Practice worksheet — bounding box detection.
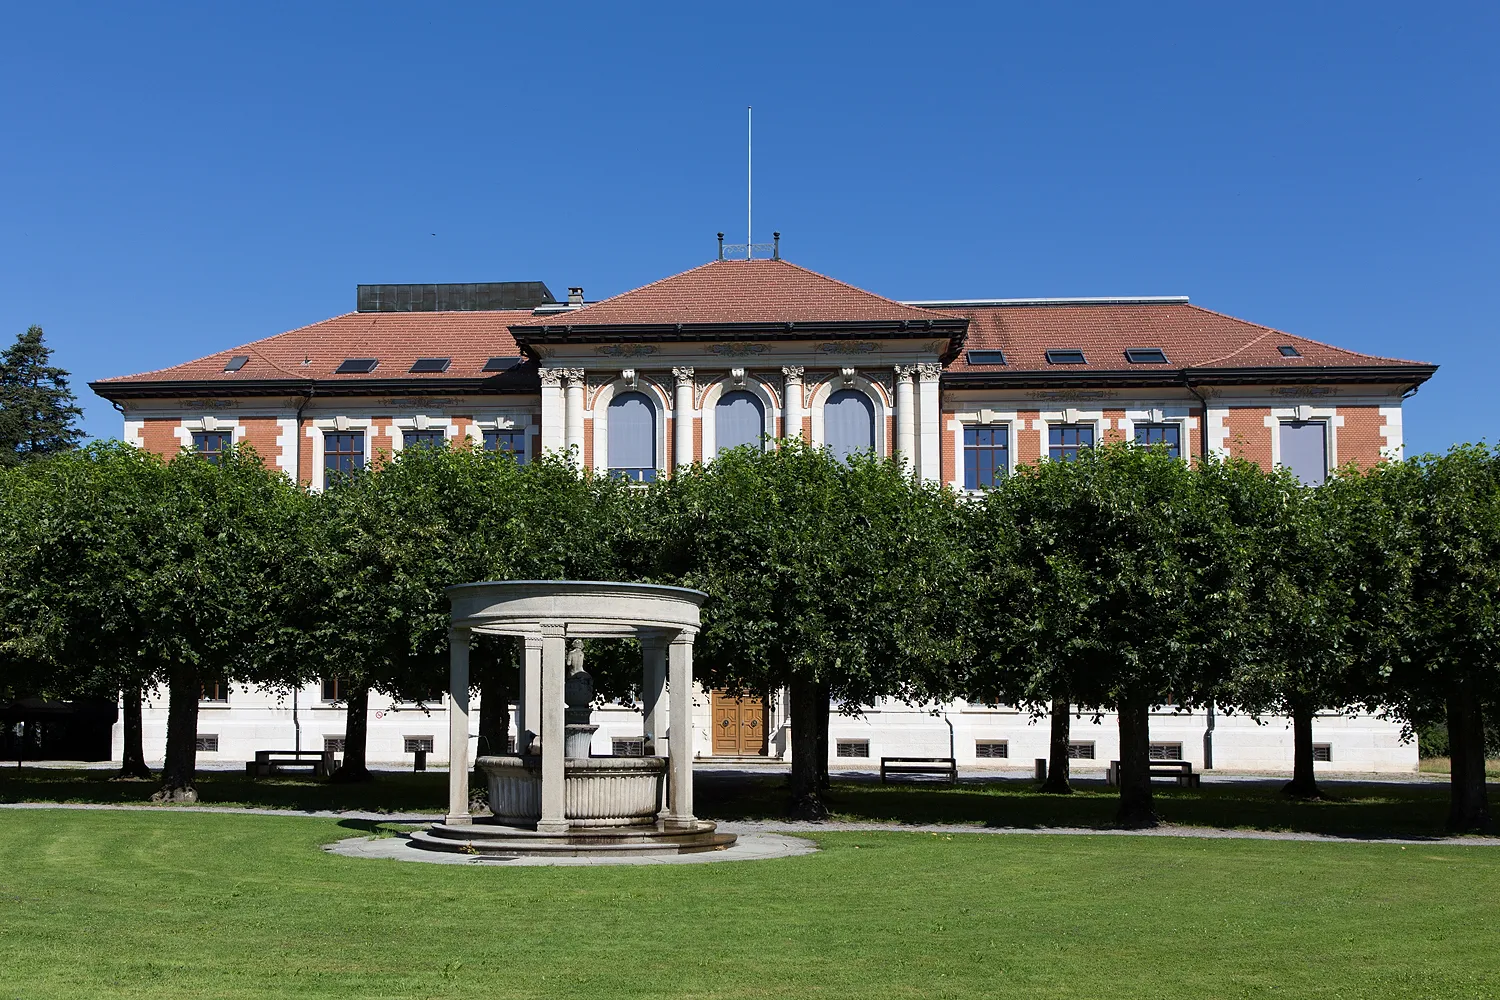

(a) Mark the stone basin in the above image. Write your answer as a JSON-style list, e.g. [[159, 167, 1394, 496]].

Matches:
[[476, 754, 668, 828]]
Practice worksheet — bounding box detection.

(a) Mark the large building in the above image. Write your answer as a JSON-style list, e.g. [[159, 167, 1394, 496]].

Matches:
[[91, 254, 1436, 773]]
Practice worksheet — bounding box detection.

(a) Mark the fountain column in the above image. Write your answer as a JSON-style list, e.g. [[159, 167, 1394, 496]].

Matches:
[[445, 627, 472, 825], [664, 632, 697, 830], [537, 623, 568, 834], [519, 633, 542, 754], [641, 634, 668, 756]]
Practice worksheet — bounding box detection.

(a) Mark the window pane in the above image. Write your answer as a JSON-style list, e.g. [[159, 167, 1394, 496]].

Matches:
[[715, 390, 765, 454], [825, 390, 875, 462], [403, 429, 446, 450], [1133, 423, 1181, 459], [608, 391, 656, 478], [324, 432, 365, 475], [192, 431, 232, 465], [483, 428, 528, 463], [964, 424, 1008, 489], [1048, 423, 1093, 462], [1281, 421, 1327, 486]]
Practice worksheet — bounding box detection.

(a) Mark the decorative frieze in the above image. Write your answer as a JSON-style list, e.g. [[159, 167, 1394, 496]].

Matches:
[[176, 399, 236, 410], [595, 344, 658, 357], [704, 343, 771, 356], [818, 342, 880, 355]]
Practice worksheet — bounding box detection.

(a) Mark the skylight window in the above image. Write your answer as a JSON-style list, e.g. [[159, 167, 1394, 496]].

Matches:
[[483, 356, 523, 372], [1045, 350, 1087, 365], [1278, 345, 1302, 358], [335, 358, 379, 374], [965, 350, 1007, 366], [223, 355, 249, 372], [409, 357, 451, 373], [1124, 348, 1168, 364]]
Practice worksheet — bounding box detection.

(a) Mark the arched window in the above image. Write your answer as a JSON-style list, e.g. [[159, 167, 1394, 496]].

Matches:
[[715, 390, 766, 456], [824, 389, 875, 462], [608, 391, 656, 481]]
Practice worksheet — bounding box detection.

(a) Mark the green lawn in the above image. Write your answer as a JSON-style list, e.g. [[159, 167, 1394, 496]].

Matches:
[[1, 809, 1497, 999], [3, 767, 1491, 840]]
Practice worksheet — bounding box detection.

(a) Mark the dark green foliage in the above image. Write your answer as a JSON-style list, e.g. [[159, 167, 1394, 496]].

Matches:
[[0, 325, 84, 466]]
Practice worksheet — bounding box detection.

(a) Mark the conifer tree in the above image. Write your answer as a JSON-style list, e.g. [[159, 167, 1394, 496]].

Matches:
[[0, 325, 84, 465]]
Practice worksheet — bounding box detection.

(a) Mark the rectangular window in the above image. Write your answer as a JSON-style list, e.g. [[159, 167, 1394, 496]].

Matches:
[[324, 736, 345, 754], [320, 676, 344, 703], [975, 740, 1009, 759], [1280, 421, 1327, 486], [612, 738, 646, 757], [192, 430, 233, 465], [1066, 741, 1095, 760], [1312, 743, 1332, 762], [483, 428, 528, 463], [402, 429, 447, 450], [836, 739, 871, 758], [195, 735, 219, 752], [403, 736, 434, 754], [963, 425, 1009, 489], [1046, 350, 1087, 365], [1049, 424, 1094, 462], [1149, 742, 1183, 761], [324, 431, 365, 476], [200, 679, 229, 703], [1133, 423, 1181, 459]]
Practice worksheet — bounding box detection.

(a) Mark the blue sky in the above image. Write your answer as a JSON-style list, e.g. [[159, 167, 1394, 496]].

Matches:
[[2, 3, 1494, 454]]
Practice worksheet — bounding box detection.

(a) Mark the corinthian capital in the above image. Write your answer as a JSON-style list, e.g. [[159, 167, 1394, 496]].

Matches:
[[780, 365, 805, 381], [916, 362, 943, 381], [540, 368, 565, 386], [893, 364, 917, 380], [672, 366, 695, 386], [559, 367, 586, 384]]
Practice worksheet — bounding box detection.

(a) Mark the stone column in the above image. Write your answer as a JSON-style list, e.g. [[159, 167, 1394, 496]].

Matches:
[[917, 363, 942, 482], [540, 369, 565, 456], [446, 627, 472, 826], [520, 633, 542, 754], [664, 632, 697, 830], [538, 623, 568, 833], [641, 634, 668, 757], [562, 369, 586, 466], [894, 365, 917, 473], [673, 367, 695, 469], [781, 366, 804, 441]]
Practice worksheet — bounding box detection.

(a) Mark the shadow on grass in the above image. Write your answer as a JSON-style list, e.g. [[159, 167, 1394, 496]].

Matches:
[[5, 766, 1489, 840], [696, 771, 1489, 840]]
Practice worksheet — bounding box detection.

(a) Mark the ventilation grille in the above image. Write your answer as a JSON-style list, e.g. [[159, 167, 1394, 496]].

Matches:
[[975, 740, 1009, 759], [1149, 743, 1183, 761], [404, 736, 434, 754], [323, 737, 345, 754], [1066, 741, 1095, 760], [1312, 743, 1332, 762], [836, 739, 871, 758], [195, 735, 219, 753], [612, 738, 646, 757]]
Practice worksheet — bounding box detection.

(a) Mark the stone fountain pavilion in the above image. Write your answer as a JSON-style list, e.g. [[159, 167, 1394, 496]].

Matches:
[[410, 580, 735, 858]]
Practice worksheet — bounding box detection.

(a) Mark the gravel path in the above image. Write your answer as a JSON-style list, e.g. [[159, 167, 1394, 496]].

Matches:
[[4, 801, 1498, 846]]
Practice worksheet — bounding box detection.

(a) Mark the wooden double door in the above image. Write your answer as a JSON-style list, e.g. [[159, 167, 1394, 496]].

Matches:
[[711, 689, 768, 756]]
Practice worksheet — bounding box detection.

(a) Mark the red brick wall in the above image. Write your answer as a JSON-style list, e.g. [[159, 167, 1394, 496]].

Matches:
[[298, 423, 313, 485], [693, 415, 703, 465], [582, 419, 594, 469], [941, 414, 956, 483], [1225, 408, 1272, 468], [1103, 409, 1127, 444], [1339, 406, 1385, 470], [237, 417, 281, 467], [1014, 412, 1041, 466], [140, 419, 180, 458]]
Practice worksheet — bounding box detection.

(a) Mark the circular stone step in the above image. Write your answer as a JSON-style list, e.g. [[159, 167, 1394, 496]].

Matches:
[[409, 820, 736, 857]]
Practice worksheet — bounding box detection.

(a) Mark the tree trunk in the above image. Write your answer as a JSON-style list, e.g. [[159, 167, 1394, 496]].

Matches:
[[1283, 702, 1322, 799], [477, 669, 510, 759], [789, 675, 831, 819], [1115, 697, 1157, 828], [153, 665, 200, 802], [1446, 681, 1491, 833], [1041, 698, 1072, 793], [331, 683, 372, 783], [117, 684, 152, 780]]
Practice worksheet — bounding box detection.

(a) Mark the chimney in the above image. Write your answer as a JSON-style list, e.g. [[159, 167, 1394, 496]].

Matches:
[[717, 233, 725, 260], [773, 232, 781, 261], [568, 287, 584, 306]]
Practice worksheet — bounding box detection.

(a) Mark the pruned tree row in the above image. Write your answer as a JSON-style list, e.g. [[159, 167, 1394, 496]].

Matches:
[[1, 435, 1498, 832]]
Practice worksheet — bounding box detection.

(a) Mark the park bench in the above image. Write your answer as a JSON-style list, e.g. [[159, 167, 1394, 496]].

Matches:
[[1106, 759, 1201, 788], [245, 749, 336, 778], [880, 756, 958, 784]]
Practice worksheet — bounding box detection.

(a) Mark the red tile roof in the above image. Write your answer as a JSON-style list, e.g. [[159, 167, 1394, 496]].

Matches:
[[943, 301, 1429, 375], [94, 310, 531, 386], [512, 258, 953, 330]]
